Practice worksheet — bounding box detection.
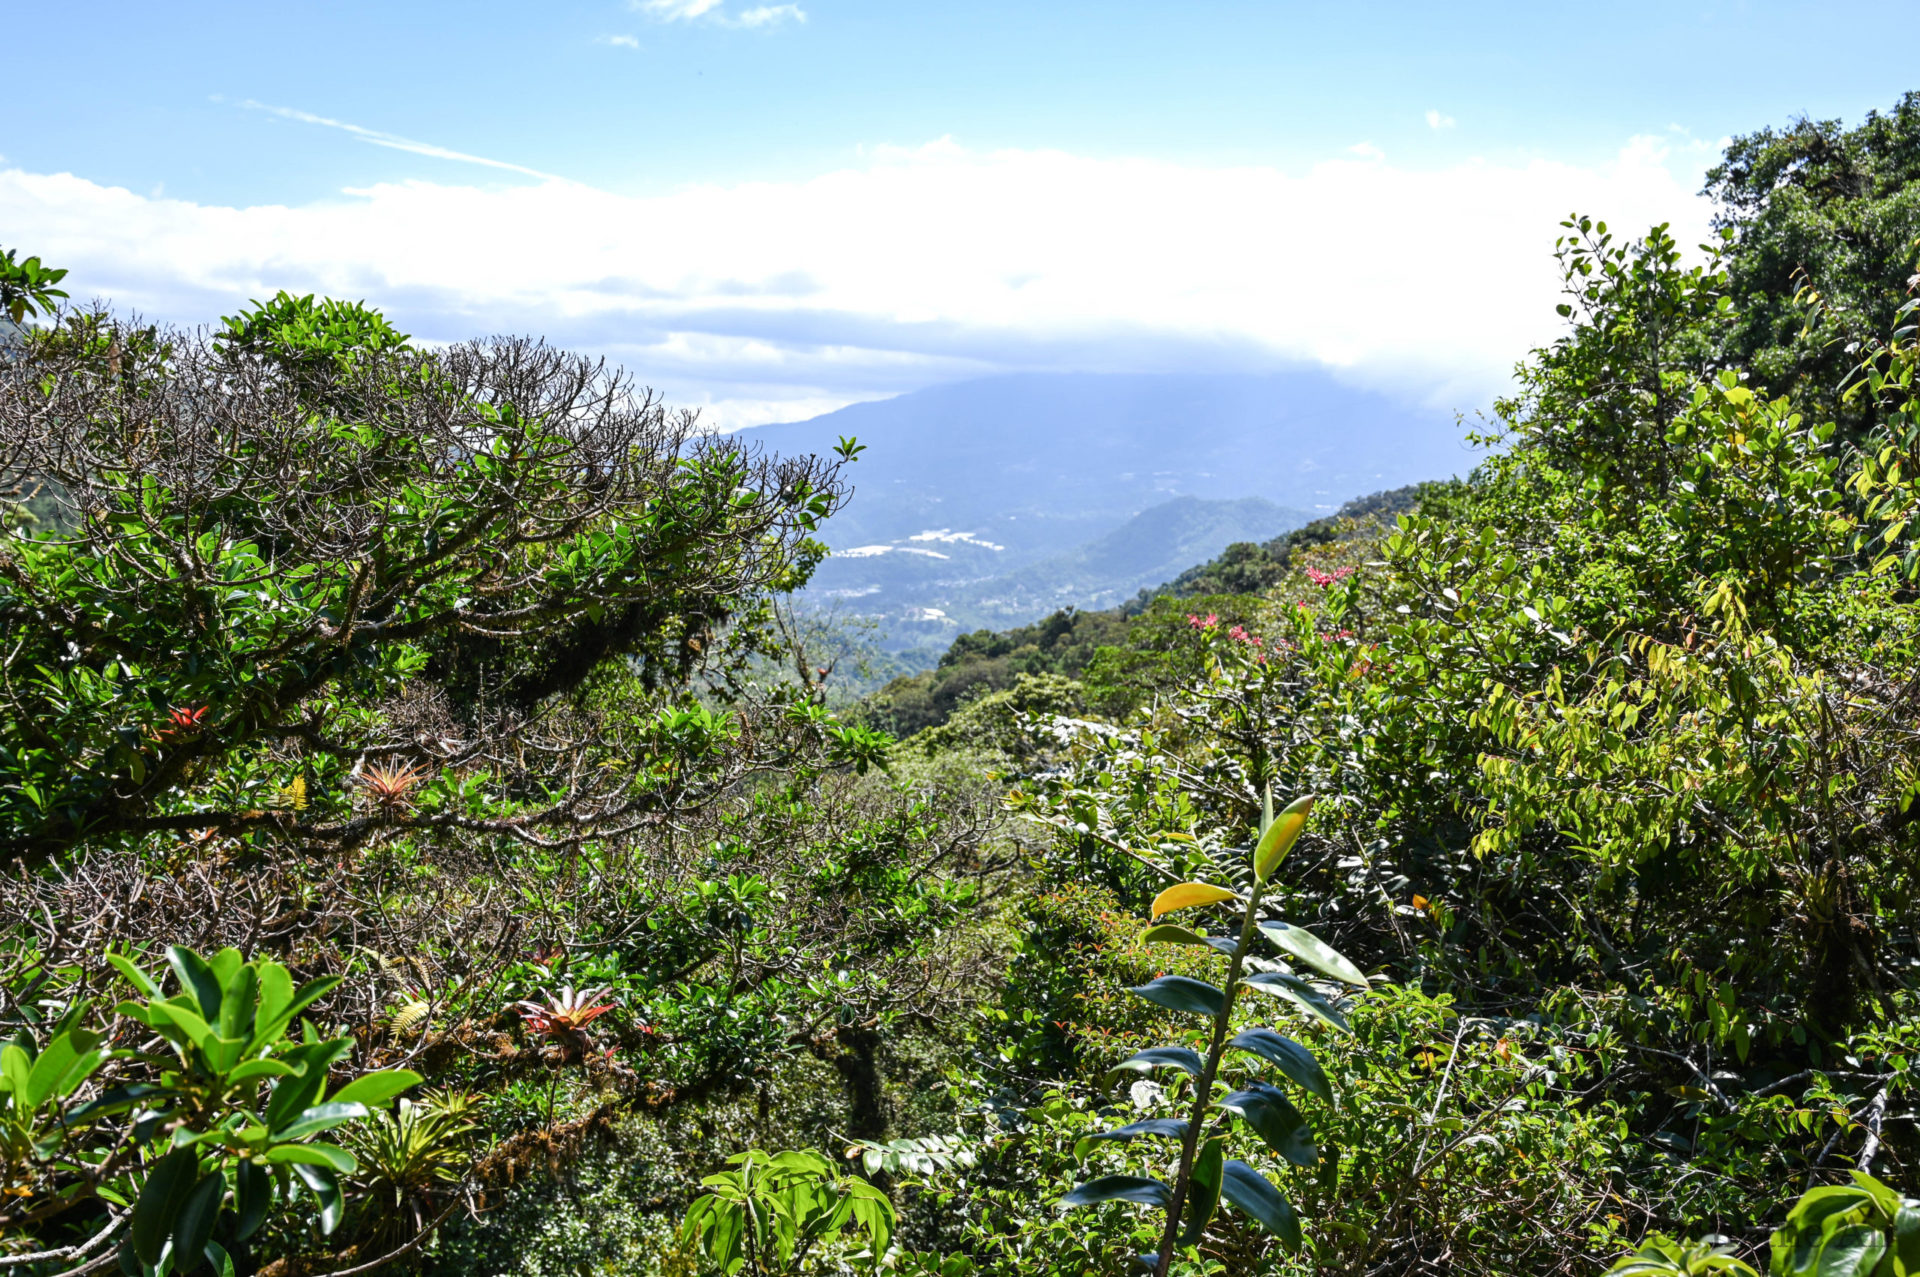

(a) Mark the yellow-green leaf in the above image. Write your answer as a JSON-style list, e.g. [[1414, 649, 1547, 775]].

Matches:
[[1254, 796, 1315, 881], [1149, 882, 1237, 920]]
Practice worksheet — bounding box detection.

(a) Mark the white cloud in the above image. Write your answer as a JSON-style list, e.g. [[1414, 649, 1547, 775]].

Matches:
[[237, 101, 564, 181], [636, 0, 724, 19], [736, 4, 805, 26], [0, 134, 1714, 427], [600, 33, 641, 48], [1426, 109, 1457, 130], [1347, 141, 1385, 160], [634, 0, 803, 28]]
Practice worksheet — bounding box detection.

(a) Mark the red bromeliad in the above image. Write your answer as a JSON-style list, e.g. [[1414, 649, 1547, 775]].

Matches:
[[511, 985, 617, 1062]]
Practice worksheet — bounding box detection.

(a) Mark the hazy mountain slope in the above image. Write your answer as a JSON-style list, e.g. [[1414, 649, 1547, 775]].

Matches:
[[941, 495, 1309, 624], [738, 369, 1470, 629]]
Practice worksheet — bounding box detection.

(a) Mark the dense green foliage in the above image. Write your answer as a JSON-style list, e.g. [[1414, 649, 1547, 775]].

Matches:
[[8, 91, 1920, 1277], [1707, 91, 1920, 436]]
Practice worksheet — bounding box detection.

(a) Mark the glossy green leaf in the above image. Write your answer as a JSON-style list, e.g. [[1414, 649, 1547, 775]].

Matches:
[[232, 1160, 271, 1241], [227, 1059, 298, 1084], [1075, 1119, 1190, 1159], [0, 1043, 29, 1102], [218, 963, 257, 1041], [272, 1101, 369, 1142], [1182, 1136, 1225, 1244], [264, 1039, 352, 1132], [106, 953, 162, 999], [1107, 1046, 1204, 1082], [1062, 1175, 1173, 1209], [167, 946, 223, 1021], [1227, 1029, 1334, 1105], [327, 1068, 421, 1108], [1253, 795, 1314, 880], [1220, 1083, 1317, 1166], [1127, 976, 1225, 1018], [1258, 921, 1369, 988], [66, 1082, 164, 1124], [1139, 924, 1238, 955], [265, 1142, 357, 1173], [25, 1029, 103, 1108], [206, 948, 245, 995], [171, 1169, 225, 1271], [1221, 1159, 1302, 1250], [147, 999, 217, 1051], [252, 962, 293, 1049], [290, 1162, 345, 1234], [251, 975, 341, 1052], [132, 1146, 200, 1265], [1239, 972, 1351, 1033], [204, 1240, 238, 1277], [1892, 1205, 1920, 1274]]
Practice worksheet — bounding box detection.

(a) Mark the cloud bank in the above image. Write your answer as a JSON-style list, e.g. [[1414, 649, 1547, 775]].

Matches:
[[0, 135, 1714, 427]]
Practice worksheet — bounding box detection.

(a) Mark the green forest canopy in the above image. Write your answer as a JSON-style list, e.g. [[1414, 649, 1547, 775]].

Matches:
[[3, 94, 1920, 1277]]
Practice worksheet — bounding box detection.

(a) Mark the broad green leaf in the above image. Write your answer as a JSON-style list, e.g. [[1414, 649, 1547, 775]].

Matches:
[[1253, 795, 1314, 880], [252, 962, 293, 1050], [1106, 1046, 1204, 1082], [26, 1030, 103, 1108], [1891, 1205, 1920, 1274], [1062, 1175, 1173, 1209], [273, 1101, 370, 1142], [233, 1160, 271, 1241], [1140, 924, 1237, 955], [204, 1034, 248, 1076], [1258, 921, 1369, 988], [132, 1146, 200, 1265], [204, 1240, 238, 1277], [1182, 1136, 1225, 1244], [66, 1082, 165, 1124], [227, 1059, 298, 1084], [206, 948, 245, 994], [1239, 972, 1351, 1033], [106, 953, 162, 998], [290, 1162, 345, 1234], [171, 1170, 226, 1270], [1227, 1029, 1334, 1105], [167, 946, 223, 1021], [1221, 1160, 1301, 1250], [327, 1068, 421, 1108], [252, 975, 341, 1051], [1219, 1083, 1317, 1166], [1127, 976, 1225, 1019], [146, 1000, 216, 1051], [265, 1142, 357, 1173], [0, 1043, 29, 1101], [264, 1039, 353, 1132], [1075, 1119, 1190, 1159], [1149, 882, 1237, 921], [218, 963, 257, 1041], [1801, 1223, 1885, 1277]]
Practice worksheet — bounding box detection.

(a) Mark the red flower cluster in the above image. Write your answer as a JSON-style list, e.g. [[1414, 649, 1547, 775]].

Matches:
[[1186, 613, 1220, 629], [1304, 566, 1357, 588], [155, 705, 210, 743]]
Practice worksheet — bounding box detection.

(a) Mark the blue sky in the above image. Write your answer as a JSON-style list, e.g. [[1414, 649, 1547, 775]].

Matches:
[[5, 1, 1917, 424]]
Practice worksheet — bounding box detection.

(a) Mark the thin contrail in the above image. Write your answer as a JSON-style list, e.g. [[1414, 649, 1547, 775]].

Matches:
[[237, 100, 567, 182]]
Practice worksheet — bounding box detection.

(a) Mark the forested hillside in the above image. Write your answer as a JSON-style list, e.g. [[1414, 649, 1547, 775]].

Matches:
[[4, 94, 1920, 1277]]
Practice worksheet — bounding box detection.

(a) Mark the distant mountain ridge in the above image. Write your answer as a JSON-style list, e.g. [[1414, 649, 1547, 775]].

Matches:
[[935, 495, 1309, 625], [738, 369, 1471, 632]]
